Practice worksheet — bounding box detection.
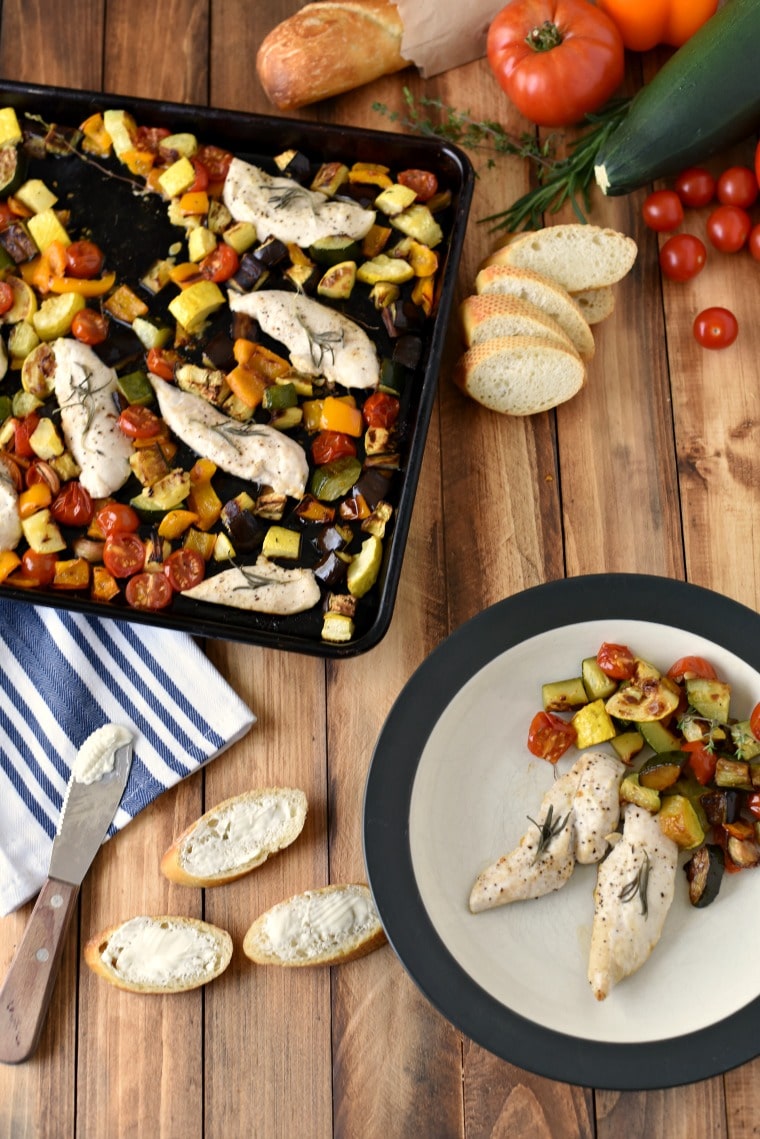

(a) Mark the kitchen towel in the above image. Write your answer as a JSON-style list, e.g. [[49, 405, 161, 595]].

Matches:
[[0, 602, 256, 916]]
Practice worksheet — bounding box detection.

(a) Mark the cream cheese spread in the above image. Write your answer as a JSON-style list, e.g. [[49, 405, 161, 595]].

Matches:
[[102, 917, 223, 986], [180, 792, 299, 877], [262, 885, 378, 963], [73, 723, 133, 785]]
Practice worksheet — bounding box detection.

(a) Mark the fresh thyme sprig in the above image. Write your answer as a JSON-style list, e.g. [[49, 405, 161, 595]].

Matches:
[[527, 804, 571, 865], [620, 851, 651, 918], [25, 113, 145, 191]]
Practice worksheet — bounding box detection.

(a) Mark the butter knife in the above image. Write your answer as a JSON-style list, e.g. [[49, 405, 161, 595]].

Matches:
[[0, 729, 133, 1064]]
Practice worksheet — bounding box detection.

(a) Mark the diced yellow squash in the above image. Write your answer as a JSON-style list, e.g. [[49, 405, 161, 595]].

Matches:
[[187, 226, 217, 263], [14, 179, 58, 214], [374, 184, 417, 216], [212, 532, 236, 561], [356, 254, 414, 286], [262, 526, 301, 560], [29, 417, 64, 460], [27, 208, 71, 252], [160, 132, 198, 158], [391, 204, 443, 248], [0, 108, 23, 147], [605, 659, 681, 723], [21, 508, 66, 554], [168, 279, 225, 333], [32, 292, 86, 340], [158, 156, 196, 198], [131, 316, 171, 350], [347, 535, 382, 598], [131, 469, 192, 513], [322, 611, 355, 643], [571, 698, 617, 749], [102, 109, 137, 157], [2, 279, 38, 325]]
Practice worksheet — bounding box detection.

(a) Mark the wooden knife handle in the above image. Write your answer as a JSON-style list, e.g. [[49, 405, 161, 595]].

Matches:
[[0, 877, 79, 1064]]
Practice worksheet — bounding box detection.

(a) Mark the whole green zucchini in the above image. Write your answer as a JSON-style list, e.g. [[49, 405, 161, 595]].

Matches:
[[595, 0, 760, 196]]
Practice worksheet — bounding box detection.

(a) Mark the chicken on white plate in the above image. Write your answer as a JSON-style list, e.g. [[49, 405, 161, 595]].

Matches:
[[229, 291, 380, 391], [222, 157, 376, 247], [588, 801, 678, 1001], [149, 374, 309, 500], [469, 751, 625, 913], [181, 556, 319, 615], [0, 455, 22, 553], [52, 338, 133, 499]]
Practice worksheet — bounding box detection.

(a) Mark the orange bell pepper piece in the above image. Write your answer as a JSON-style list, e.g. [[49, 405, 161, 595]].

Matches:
[[179, 190, 209, 216], [157, 509, 200, 539], [53, 557, 91, 590], [0, 549, 21, 582], [91, 565, 120, 602], [79, 113, 113, 157], [321, 396, 363, 436], [18, 482, 53, 518]]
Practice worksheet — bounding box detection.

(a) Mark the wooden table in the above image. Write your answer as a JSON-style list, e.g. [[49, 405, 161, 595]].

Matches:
[[1, 3, 759, 1136]]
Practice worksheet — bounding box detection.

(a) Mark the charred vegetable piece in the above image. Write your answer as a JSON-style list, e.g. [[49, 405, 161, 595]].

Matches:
[[542, 676, 588, 714], [685, 844, 724, 908], [657, 794, 705, 850], [619, 772, 660, 813], [605, 659, 680, 722], [701, 788, 742, 827], [610, 730, 644, 764], [310, 456, 362, 502], [714, 757, 752, 790], [685, 677, 731, 722], [639, 750, 687, 792]]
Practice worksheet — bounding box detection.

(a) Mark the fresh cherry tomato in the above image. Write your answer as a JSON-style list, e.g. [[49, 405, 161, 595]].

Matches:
[[163, 547, 206, 592], [188, 158, 210, 193], [673, 166, 716, 209], [486, 0, 625, 128], [196, 144, 233, 182], [199, 243, 239, 283], [13, 413, 40, 458], [682, 740, 718, 786], [0, 280, 14, 315], [71, 308, 109, 345], [126, 570, 173, 610], [103, 533, 145, 578], [749, 224, 760, 262], [641, 189, 683, 232], [659, 233, 706, 281], [65, 240, 106, 279], [693, 306, 738, 350], [706, 204, 751, 253], [749, 701, 760, 741], [117, 405, 164, 440], [50, 481, 94, 527], [596, 642, 636, 680], [397, 169, 438, 202], [95, 501, 140, 537], [666, 656, 717, 683], [363, 391, 400, 429], [312, 431, 357, 465], [527, 710, 577, 764], [716, 165, 758, 209], [20, 549, 57, 586], [146, 347, 179, 380]]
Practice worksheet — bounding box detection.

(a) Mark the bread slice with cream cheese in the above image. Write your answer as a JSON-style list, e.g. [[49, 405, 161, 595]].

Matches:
[[84, 915, 233, 993]]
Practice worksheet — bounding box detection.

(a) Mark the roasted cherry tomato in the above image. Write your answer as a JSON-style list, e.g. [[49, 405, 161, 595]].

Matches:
[[747, 792, 760, 821], [397, 169, 438, 202], [641, 189, 683, 233], [65, 240, 106, 279], [200, 243, 239, 283], [136, 125, 172, 154], [486, 0, 625, 127], [117, 405, 164, 440], [682, 740, 718, 786], [0, 201, 16, 229], [196, 144, 233, 182], [596, 641, 636, 680], [716, 165, 758, 209], [0, 280, 14, 315], [749, 701, 760, 742], [164, 547, 206, 592], [674, 166, 716, 209], [312, 431, 357, 465], [188, 158, 210, 193], [71, 308, 109, 345], [20, 549, 57, 586], [50, 481, 94, 527], [527, 710, 577, 764], [146, 346, 179, 380], [126, 570, 173, 610], [363, 391, 400, 429], [94, 501, 140, 537], [666, 656, 717, 683], [706, 204, 751, 253], [103, 532, 145, 578], [693, 306, 738, 350], [13, 413, 40, 458], [659, 233, 706, 282]]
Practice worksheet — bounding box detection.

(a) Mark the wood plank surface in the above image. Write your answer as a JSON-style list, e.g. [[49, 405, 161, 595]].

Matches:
[[1, 1, 759, 1137]]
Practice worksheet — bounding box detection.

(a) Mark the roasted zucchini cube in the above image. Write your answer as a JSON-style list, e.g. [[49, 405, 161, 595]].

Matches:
[[685, 677, 731, 722], [542, 676, 588, 714], [657, 794, 705, 850], [32, 292, 86, 340]]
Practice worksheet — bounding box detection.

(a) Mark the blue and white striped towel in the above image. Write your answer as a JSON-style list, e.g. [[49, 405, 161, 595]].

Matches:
[[0, 602, 256, 916]]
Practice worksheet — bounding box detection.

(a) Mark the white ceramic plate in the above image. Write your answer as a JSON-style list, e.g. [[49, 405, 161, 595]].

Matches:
[[363, 575, 760, 1089]]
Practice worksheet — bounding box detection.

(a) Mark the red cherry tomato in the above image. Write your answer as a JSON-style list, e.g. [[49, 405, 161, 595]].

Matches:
[[13, 413, 40, 458], [693, 306, 738, 350], [0, 280, 14, 315], [126, 570, 173, 610], [749, 701, 760, 741], [363, 392, 401, 429], [71, 308, 109, 345], [706, 204, 751, 253], [163, 547, 206, 592], [188, 158, 210, 193], [747, 792, 760, 820], [716, 165, 758, 209], [199, 243, 239, 283], [527, 710, 577, 764], [196, 145, 233, 182], [397, 169, 438, 202], [103, 533, 145, 578], [312, 431, 357, 465], [65, 240, 106, 279], [666, 655, 717, 683], [596, 642, 636, 680], [146, 347, 179, 380], [682, 740, 718, 786], [50, 481, 94, 527], [749, 225, 760, 262], [135, 125, 172, 154], [659, 234, 706, 282], [641, 189, 683, 233], [117, 405, 164, 440], [95, 501, 140, 537], [20, 549, 57, 586], [673, 166, 716, 209]]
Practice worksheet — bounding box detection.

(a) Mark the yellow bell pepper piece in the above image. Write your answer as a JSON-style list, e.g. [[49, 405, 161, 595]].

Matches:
[[79, 113, 113, 156], [18, 482, 53, 518], [157, 509, 199, 539], [0, 550, 21, 582], [321, 395, 363, 436], [49, 272, 117, 297]]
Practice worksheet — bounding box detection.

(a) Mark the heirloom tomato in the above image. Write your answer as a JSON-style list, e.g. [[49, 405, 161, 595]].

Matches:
[[593, 0, 718, 52], [486, 0, 625, 127]]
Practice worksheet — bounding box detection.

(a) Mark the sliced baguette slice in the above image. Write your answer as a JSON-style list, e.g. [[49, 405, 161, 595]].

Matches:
[[454, 335, 586, 416], [161, 786, 308, 887], [485, 224, 638, 291], [84, 915, 233, 993], [571, 286, 615, 325], [243, 883, 386, 967], [460, 293, 579, 354], [474, 264, 595, 360]]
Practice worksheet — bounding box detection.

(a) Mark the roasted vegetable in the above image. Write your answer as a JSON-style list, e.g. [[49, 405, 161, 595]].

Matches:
[[684, 843, 724, 908]]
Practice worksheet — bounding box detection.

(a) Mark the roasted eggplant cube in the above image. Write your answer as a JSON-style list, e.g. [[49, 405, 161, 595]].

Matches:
[[220, 496, 264, 553], [685, 844, 724, 908]]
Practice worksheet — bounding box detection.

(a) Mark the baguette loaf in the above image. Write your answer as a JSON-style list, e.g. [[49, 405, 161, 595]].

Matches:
[[84, 915, 233, 993], [454, 336, 586, 416], [483, 224, 638, 292], [256, 0, 409, 111], [161, 787, 308, 887], [460, 294, 579, 354], [243, 883, 386, 966], [475, 264, 595, 360]]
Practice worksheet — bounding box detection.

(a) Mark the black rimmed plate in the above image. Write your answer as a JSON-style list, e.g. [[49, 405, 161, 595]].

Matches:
[[363, 574, 760, 1090]]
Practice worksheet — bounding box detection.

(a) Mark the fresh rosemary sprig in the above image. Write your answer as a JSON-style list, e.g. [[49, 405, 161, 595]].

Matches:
[[620, 851, 651, 918], [204, 419, 269, 454], [527, 804, 571, 864], [268, 185, 316, 213], [56, 365, 112, 436], [297, 318, 344, 369]]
